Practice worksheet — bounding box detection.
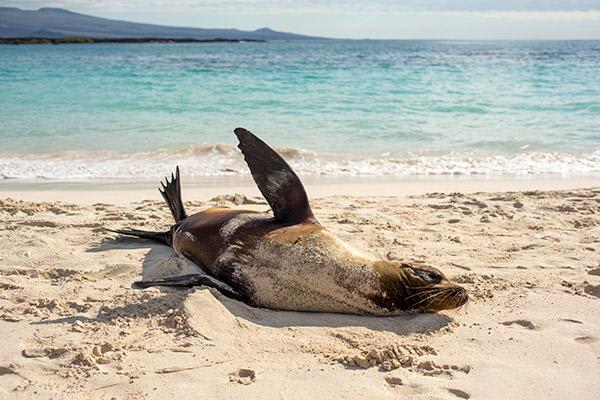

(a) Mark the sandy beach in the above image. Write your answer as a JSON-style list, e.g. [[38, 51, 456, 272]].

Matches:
[[1, 182, 599, 399]]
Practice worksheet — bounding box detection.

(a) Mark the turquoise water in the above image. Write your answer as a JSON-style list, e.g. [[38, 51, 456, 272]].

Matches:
[[1, 40, 599, 180]]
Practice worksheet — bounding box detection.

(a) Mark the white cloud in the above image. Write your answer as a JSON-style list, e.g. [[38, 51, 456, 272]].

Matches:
[[3, 0, 600, 14]]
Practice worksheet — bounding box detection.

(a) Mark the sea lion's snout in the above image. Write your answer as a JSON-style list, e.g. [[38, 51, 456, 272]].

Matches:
[[373, 261, 468, 313], [420, 285, 468, 311], [405, 265, 469, 311]]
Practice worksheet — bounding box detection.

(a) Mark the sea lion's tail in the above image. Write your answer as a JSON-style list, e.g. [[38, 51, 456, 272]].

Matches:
[[105, 167, 185, 246], [106, 227, 172, 246], [159, 166, 187, 223]]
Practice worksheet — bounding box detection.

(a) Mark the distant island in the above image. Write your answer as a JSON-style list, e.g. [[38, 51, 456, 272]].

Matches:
[[0, 7, 321, 42], [0, 37, 265, 45]]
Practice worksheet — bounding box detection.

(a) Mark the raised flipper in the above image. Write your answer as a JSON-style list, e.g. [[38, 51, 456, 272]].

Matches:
[[133, 273, 242, 300], [159, 166, 187, 223], [234, 127, 315, 224]]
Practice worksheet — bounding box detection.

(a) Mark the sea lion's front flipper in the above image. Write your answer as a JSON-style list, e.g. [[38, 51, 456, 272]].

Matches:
[[133, 273, 241, 300], [107, 227, 171, 246], [234, 127, 315, 224]]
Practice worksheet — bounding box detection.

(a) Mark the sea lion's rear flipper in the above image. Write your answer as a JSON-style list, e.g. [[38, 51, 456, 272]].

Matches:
[[159, 166, 187, 223], [234, 127, 315, 224], [133, 273, 241, 300]]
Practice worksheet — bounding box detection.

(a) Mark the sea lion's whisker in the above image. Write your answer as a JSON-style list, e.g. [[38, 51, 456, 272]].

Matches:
[[429, 287, 462, 310], [411, 290, 445, 308], [406, 285, 438, 289], [409, 294, 437, 309], [403, 291, 439, 304], [412, 290, 443, 304], [431, 289, 453, 308], [448, 293, 461, 311], [450, 300, 468, 315], [448, 290, 469, 313], [446, 289, 462, 308], [404, 288, 440, 301], [446, 306, 458, 316]]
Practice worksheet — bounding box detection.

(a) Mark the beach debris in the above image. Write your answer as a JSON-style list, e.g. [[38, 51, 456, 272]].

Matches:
[[156, 361, 226, 374], [155, 366, 198, 374], [448, 262, 470, 271]]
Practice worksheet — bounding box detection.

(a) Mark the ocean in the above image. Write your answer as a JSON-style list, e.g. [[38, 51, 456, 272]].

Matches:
[[1, 40, 599, 181]]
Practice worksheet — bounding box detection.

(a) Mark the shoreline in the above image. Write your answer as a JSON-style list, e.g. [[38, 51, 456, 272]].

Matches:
[[1, 175, 598, 204]]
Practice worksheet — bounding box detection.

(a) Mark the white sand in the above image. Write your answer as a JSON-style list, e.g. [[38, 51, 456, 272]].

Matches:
[[1, 184, 599, 399]]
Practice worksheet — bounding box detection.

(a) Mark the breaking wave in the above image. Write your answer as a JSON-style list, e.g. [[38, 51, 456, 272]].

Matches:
[[1, 144, 599, 180]]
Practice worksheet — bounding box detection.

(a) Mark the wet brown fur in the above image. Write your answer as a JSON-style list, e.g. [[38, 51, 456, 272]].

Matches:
[[171, 208, 467, 313]]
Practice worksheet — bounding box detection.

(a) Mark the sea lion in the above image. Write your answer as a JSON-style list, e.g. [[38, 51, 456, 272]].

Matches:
[[110, 128, 467, 315]]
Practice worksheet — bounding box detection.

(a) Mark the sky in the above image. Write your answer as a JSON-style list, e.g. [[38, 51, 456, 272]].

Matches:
[[3, 1, 600, 39]]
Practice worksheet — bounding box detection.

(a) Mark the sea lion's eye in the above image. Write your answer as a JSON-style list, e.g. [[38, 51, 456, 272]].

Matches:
[[414, 269, 441, 283]]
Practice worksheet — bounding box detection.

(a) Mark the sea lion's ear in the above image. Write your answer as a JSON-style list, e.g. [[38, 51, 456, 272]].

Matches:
[[234, 127, 315, 224]]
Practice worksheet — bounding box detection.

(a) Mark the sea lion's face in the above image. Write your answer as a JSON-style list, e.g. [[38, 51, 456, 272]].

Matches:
[[373, 262, 468, 312]]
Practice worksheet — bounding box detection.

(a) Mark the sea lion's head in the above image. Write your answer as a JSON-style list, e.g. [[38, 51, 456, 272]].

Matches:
[[372, 261, 468, 312]]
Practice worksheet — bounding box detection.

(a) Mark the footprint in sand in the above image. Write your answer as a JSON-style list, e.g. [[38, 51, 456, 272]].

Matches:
[[501, 320, 537, 330], [228, 369, 256, 385]]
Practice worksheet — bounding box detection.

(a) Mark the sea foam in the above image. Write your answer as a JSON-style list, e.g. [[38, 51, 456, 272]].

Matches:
[[1, 145, 598, 181]]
